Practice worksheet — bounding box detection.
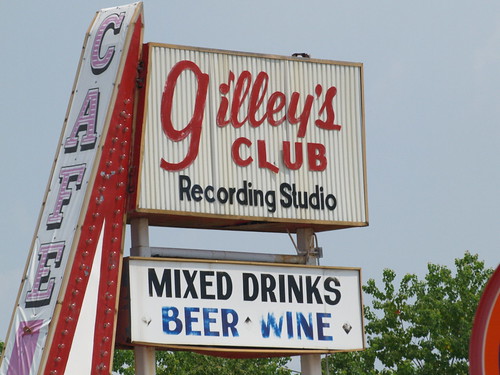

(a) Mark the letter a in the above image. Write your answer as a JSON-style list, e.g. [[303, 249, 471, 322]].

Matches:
[[64, 88, 100, 153]]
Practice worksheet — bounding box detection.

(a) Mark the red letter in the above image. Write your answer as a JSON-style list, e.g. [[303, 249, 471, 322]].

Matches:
[[257, 140, 279, 173], [287, 92, 314, 138], [248, 71, 268, 127], [266, 92, 286, 126], [232, 137, 253, 167], [160, 60, 209, 171], [231, 71, 252, 128], [283, 141, 303, 170], [315, 86, 341, 131], [216, 71, 235, 127], [308, 143, 327, 171]]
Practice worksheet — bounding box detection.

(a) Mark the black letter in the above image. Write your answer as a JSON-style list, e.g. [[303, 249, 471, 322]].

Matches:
[[280, 183, 292, 208], [306, 276, 323, 304], [243, 273, 259, 301], [261, 274, 277, 302], [179, 175, 192, 201], [217, 272, 233, 300], [183, 270, 198, 298], [200, 271, 215, 299], [288, 275, 304, 303], [148, 268, 172, 297], [324, 277, 341, 305]]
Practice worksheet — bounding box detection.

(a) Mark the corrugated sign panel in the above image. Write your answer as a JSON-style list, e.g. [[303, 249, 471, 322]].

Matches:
[[127, 257, 364, 352], [131, 44, 367, 232]]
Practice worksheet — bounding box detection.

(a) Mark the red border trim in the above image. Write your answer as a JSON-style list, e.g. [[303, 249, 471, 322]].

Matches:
[[470, 265, 500, 375]]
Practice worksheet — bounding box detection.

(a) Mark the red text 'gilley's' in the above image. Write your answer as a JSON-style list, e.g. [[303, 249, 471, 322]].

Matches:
[[160, 60, 342, 174]]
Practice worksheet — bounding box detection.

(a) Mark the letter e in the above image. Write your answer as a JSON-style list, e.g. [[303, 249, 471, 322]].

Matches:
[[25, 242, 65, 308]]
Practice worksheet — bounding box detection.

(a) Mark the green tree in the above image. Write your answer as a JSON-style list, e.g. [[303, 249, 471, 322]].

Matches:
[[113, 349, 293, 375], [323, 252, 493, 375]]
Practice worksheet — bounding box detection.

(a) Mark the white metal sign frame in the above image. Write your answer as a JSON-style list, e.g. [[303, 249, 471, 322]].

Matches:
[[129, 43, 367, 233], [125, 257, 364, 353]]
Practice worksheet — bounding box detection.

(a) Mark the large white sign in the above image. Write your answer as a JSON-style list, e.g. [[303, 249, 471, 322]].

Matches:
[[130, 44, 367, 232], [128, 258, 364, 351]]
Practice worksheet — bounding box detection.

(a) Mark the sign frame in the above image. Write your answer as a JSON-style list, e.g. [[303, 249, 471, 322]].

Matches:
[[117, 256, 365, 357], [128, 43, 368, 233]]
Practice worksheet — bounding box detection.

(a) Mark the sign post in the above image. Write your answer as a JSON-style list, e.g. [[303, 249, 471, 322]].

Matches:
[[298, 228, 322, 375], [130, 217, 156, 375]]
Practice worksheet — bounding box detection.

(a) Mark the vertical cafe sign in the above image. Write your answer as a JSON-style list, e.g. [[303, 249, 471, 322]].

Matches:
[[1, 3, 143, 375], [130, 44, 367, 232]]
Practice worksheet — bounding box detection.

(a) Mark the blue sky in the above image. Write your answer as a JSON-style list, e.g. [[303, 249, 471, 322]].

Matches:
[[1, 0, 499, 347]]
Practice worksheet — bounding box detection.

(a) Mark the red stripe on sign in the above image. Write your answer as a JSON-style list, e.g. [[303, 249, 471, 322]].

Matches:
[[90, 12, 144, 373]]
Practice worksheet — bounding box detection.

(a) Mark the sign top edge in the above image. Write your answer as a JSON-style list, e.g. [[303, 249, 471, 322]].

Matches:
[[145, 42, 363, 68], [127, 256, 362, 272]]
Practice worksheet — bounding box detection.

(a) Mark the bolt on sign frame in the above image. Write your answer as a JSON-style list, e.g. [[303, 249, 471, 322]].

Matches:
[[0, 3, 143, 375]]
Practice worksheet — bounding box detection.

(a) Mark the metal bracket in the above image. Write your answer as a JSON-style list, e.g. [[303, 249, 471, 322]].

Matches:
[[148, 246, 308, 265], [311, 246, 323, 258]]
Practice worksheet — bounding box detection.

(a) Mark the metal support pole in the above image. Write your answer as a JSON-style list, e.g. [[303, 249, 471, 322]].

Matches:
[[130, 218, 156, 375], [150, 246, 307, 264], [297, 228, 322, 375]]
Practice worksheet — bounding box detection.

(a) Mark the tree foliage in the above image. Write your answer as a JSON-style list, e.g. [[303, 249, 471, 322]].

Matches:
[[113, 349, 292, 375], [323, 252, 493, 375]]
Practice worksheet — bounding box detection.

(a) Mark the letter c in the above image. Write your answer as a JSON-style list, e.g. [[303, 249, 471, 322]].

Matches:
[[91, 12, 126, 75], [231, 137, 253, 167]]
